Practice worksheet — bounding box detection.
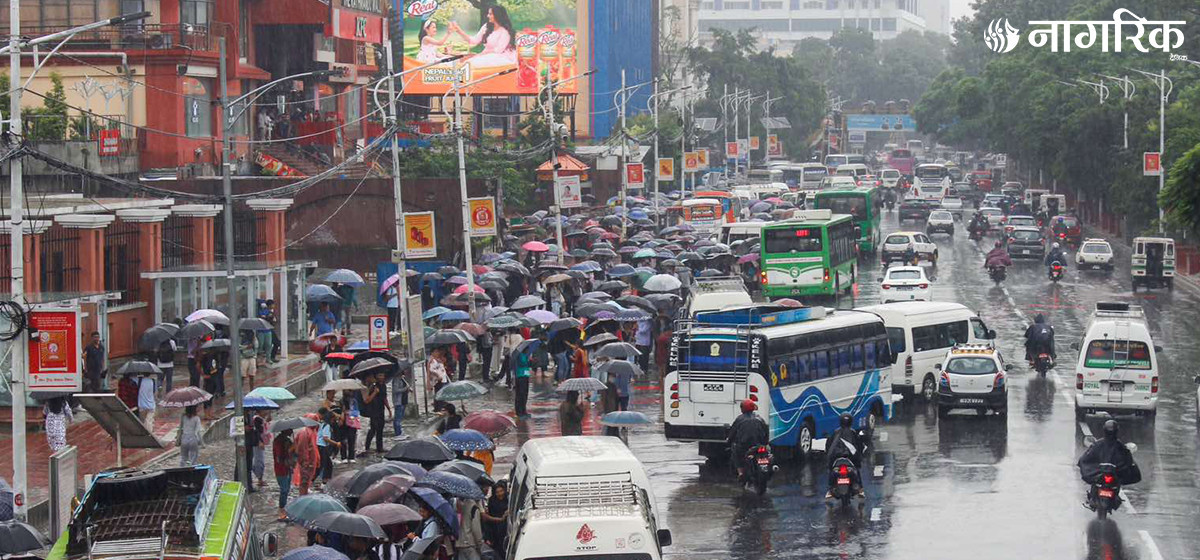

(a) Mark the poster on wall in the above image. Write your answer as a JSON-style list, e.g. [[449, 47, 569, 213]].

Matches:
[[27, 309, 81, 392], [697, 149, 709, 168], [401, 0, 580, 95]]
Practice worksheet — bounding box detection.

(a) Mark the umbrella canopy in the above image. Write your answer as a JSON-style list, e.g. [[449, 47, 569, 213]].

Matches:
[[378, 274, 402, 295], [495, 262, 530, 276], [600, 410, 653, 427], [0, 521, 49, 555], [596, 280, 629, 293], [614, 309, 651, 322], [137, 323, 179, 352], [349, 357, 397, 379], [355, 503, 421, 526], [247, 386, 297, 401], [356, 474, 417, 508], [557, 377, 607, 393], [408, 487, 459, 537], [225, 395, 279, 410], [522, 240, 550, 252], [645, 293, 682, 309], [345, 462, 416, 497], [270, 416, 318, 433], [415, 471, 486, 500], [322, 378, 366, 392], [309, 333, 347, 354], [543, 273, 572, 284], [117, 360, 161, 377], [385, 461, 428, 480], [327, 471, 357, 497], [200, 339, 231, 351], [548, 317, 583, 333], [422, 307, 451, 320], [324, 352, 356, 365], [592, 342, 641, 360], [454, 323, 487, 337], [616, 295, 655, 312], [425, 329, 472, 347], [285, 494, 348, 524], [441, 310, 471, 322], [486, 314, 523, 329], [177, 319, 216, 340], [186, 309, 228, 324], [607, 264, 636, 277], [307, 511, 387, 540], [595, 360, 643, 378], [385, 436, 455, 463], [583, 333, 618, 348], [461, 410, 516, 438], [305, 284, 343, 303], [435, 380, 488, 402], [325, 269, 365, 284], [509, 295, 545, 311], [432, 459, 490, 483], [439, 428, 495, 451], [643, 274, 683, 292], [282, 545, 350, 560], [238, 317, 273, 331], [451, 283, 485, 294], [159, 386, 212, 408], [524, 309, 558, 324], [580, 291, 613, 301], [633, 248, 657, 259]]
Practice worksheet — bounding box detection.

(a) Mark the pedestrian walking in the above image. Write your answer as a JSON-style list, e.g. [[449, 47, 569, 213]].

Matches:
[[137, 374, 157, 433], [635, 319, 652, 373], [513, 349, 532, 418], [248, 410, 269, 489], [273, 428, 296, 519], [600, 379, 620, 438], [570, 340, 589, 379], [201, 349, 219, 420], [427, 348, 450, 407], [361, 372, 388, 454], [332, 282, 356, 334], [43, 396, 72, 452], [84, 331, 105, 392], [316, 407, 340, 484], [177, 405, 204, 466], [240, 332, 257, 389], [391, 365, 410, 437], [187, 336, 203, 387], [156, 338, 176, 394], [117, 371, 139, 412], [433, 402, 461, 435], [558, 390, 586, 436], [454, 341, 470, 381], [309, 302, 339, 339], [295, 422, 319, 494], [456, 494, 484, 560], [340, 390, 360, 463], [481, 481, 508, 554]]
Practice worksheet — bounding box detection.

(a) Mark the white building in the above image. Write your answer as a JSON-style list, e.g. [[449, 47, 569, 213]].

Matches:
[[698, 0, 928, 51], [918, 0, 951, 35]]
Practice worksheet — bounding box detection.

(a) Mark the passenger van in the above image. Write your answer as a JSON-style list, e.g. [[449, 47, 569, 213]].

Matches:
[[856, 302, 996, 399], [835, 163, 870, 180], [1073, 302, 1161, 420], [506, 436, 672, 560], [719, 221, 767, 246]]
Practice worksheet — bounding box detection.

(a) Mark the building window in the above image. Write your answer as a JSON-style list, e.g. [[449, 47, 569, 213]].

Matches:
[[827, 0, 838, 9], [239, 0, 251, 60], [183, 77, 212, 138], [724, 1, 750, 8], [181, 0, 213, 28], [882, 17, 896, 30], [317, 84, 337, 116], [345, 86, 361, 138], [119, 0, 144, 31], [874, 0, 881, 7], [227, 80, 250, 137], [701, 1, 715, 8], [804, 1, 823, 8], [871, 17, 881, 30], [761, 1, 784, 8]]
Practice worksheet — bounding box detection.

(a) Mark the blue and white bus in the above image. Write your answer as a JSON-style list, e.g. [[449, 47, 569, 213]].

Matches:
[[664, 305, 894, 460]]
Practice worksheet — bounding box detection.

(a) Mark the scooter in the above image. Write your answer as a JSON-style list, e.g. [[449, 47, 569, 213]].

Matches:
[[828, 457, 861, 508], [1033, 352, 1053, 376], [1087, 463, 1122, 520], [1048, 261, 1065, 283], [743, 445, 776, 496], [988, 265, 1007, 285]]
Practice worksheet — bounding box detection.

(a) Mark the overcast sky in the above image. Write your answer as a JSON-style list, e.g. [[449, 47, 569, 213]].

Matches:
[[949, 0, 976, 22]]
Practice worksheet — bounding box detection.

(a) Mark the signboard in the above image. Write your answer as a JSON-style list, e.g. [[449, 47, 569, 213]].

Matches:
[[737, 139, 749, 156], [98, 129, 120, 157], [683, 151, 700, 173], [767, 135, 782, 157], [697, 149, 709, 168], [369, 315, 389, 350], [657, 158, 674, 181], [406, 295, 425, 360], [557, 175, 582, 208], [995, 153, 1008, 168], [401, 0, 581, 95], [404, 212, 436, 258], [1143, 152, 1161, 176], [626, 163, 645, 187], [845, 114, 916, 131], [749, 136, 760, 150], [49, 445, 77, 538], [848, 130, 867, 144], [467, 197, 497, 237], [28, 310, 81, 391], [332, 8, 384, 42], [829, 133, 840, 150], [725, 142, 739, 159], [694, 117, 718, 132]]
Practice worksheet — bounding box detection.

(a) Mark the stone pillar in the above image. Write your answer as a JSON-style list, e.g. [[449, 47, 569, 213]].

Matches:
[[247, 198, 293, 264], [116, 208, 172, 312], [170, 204, 222, 267], [55, 214, 115, 293], [0, 220, 52, 295]]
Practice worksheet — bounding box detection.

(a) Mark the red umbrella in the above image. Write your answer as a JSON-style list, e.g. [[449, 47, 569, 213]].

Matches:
[[463, 410, 517, 438], [600, 232, 620, 240], [455, 323, 487, 337], [453, 284, 486, 294], [774, 298, 804, 308], [472, 264, 492, 275], [522, 240, 550, 252], [356, 474, 418, 508], [309, 333, 347, 354], [159, 386, 212, 408]]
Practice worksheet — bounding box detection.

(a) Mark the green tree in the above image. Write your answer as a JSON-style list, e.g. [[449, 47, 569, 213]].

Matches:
[[27, 72, 68, 141], [1160, 142, 1200, 235]]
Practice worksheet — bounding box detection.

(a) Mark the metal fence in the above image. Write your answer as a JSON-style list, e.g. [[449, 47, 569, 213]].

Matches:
[[161, 214, 195, 269], [104, 221, 142, 304], [12, 23, 221, 53], [40, 226, 82, 293], [214, 211, 260, 260]]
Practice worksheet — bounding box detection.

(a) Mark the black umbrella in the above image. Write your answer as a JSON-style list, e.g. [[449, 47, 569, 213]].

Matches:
[[177, 319, 216, 340], [616, 295, 655, 313], [425, 330, 472, 347], [573, 303, 610, 319], [0, 520, 50, 554], [238, 317, 273, 331], [345, 462, 415, 497], [548, 317, 583, 332], [116, 360, 161, 376], [271, 416, 318, 433], [645, 293, 682, 309], [349, 357, 397, 379], [495, 262, 530, 276], [595, 359, 643, 377], [592, 342, 641, 360], [438, 265, 461, 276], [384, 436, 455, 464], [307, 511, 388, 540], [200, 338, 232, 350], [596, 280, 628, 292], [137, 323, 179, 353], [584, 332, 618, 348]]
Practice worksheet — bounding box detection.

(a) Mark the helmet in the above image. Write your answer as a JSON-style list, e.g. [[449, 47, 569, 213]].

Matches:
[[994, 241, 1003, 249], [1052, 242, 1060, 249], [1034, 313, 1045, 324], [740, 399, 756, 414], [839, 413, 853, 428], [1058, 217, 1065, 223], [1103, 419, 1119, 439]]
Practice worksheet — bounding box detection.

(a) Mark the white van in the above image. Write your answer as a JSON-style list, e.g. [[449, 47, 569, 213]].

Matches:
[[1073, 302, 1161, 420], [835, 163, 870, 180], [719, 221, 767, 246], [506, 436, 672, 560], [684, 276, 753, 318], [856, 302, 996, 399], [750, 182, 789, 199]]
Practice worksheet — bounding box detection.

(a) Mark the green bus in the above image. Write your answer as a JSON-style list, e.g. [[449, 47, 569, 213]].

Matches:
[[813, 187, 881, 255], [759, 210, 858, 298]]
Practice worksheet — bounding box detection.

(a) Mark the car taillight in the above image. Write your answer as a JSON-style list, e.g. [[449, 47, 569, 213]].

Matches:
[[749, 385, 758, 393], [749, 394, 758, 402], [1151, 376, 1159, 394], [838, 465, 848, 476], [1102, 474, 1115, 485], [670, 392, 679, 400], [670, 383, 678, 391], [940, 372, 950, 388], [905, 355, 913, 374], [760, 270, 768, 285], [881, 284, 891, 290], [918, 283, 928, 289], [994, 372, 1005, 388], [824, 268, 830, 283], [758, 446, 768, 453], [1076, 373, 1084, 390]]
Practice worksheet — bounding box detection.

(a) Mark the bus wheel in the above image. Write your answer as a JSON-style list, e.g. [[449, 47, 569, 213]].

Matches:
[[798, 420, 815, 461]]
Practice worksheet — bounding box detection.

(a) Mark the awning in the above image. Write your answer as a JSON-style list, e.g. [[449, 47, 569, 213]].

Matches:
[[537, 152, 591, 181]]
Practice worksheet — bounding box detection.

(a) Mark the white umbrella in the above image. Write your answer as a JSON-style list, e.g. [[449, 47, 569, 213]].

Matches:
[[186, 309, 229, 324], [642, 274, 682, 292], [323, 379, 366, 392]]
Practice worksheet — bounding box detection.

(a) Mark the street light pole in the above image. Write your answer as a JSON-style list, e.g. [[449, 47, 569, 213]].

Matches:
[[8, 0, 28, 521], [542, 70, 594, 264], [620, 69, 629, 240], [1132, 68, 1173, 234], [648, 82, 690, 218], [217, 36, 246, 486], [722, 84, 729, 182], [1099, 74, 1135, 150]]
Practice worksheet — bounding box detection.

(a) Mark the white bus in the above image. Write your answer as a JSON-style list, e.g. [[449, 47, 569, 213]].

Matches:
[[664, 305, 894, 460], [680, 198, 724, 234], [911, 163, 951, 202]]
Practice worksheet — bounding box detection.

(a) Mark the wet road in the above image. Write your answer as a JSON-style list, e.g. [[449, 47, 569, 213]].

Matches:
[[621, 212, 1200, 560]]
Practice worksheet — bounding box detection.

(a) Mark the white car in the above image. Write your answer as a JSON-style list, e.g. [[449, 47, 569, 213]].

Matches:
[[937, 344, 1011, 417], [881, 231, 938, 264], [1076, 239, 1115, 270], [880, 168, 901, 189], [978, 206, 1005, 227], [926, 210, 955, 236], [939, 195, 964, 214], [880, 266, 932, 302]]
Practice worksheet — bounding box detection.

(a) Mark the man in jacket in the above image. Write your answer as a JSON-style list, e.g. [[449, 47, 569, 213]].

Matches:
[[727, 399, 769, 481], [826, 413, 866, 498]]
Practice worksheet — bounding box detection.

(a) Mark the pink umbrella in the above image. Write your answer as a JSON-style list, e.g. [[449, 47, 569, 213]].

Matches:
[[524, 309, 558, 324], [523, 241, 550, 252], [453, 284, 486, 294], [774, 298, 804, 308], [378, 273, 401, 295], [765, 197, 784, 204], [472, 264, 492, 275]]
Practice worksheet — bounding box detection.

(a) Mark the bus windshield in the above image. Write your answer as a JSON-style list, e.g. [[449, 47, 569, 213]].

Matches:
[[764, 227, 823, 253], [1084, 340, 1152, 370], [890, 149, 912, 159], [825, 155, 848, 168], [915, 166, 947, 180], [818, 195, 868, 220], [683, 339, 748, 372]]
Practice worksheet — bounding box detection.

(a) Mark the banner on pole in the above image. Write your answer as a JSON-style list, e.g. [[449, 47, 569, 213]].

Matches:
[[750, 136, 760, 150], [697, 149, 710, 168], [369, 315, 389, 350], [28, 309, 82, 392], [557, 175, 582, 208], [1143, 152, 1162, 176], [725, 142, 739, 159], [657, 158, 674, 181], [626, 163, 645, 187], [737, 139, 749, 156], [767, 135, 782, 157], [404, 212, 436, 258], [683, 152, 700, 173], [467, 197, 497, 237]]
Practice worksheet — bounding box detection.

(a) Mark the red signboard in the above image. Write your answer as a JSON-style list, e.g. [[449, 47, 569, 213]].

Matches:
[[626, 163, 645, 187], [98, 129, 120, 156], [28, 310, 82, 392], [331, 8, 383, 43], [1143, 152, 1161, 176]]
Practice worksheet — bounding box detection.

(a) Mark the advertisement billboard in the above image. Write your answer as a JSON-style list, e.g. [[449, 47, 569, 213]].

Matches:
[[626, 163, 645, 187], [845, 114, 916, 131], [557, 175, 582, 208], [28, 309, 81, 392], [683, 152, 699, 173], [657, 158, 673, 181], [402, 0, 580, 95], [468, 197, 497, 237], [697, 149, 709, 168], [404, 212, 437, 258]]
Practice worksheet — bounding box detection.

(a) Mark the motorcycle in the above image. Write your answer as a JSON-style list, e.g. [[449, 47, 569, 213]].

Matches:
[[743, 445, 776, 496], [885, 196, 896, 211], [1087, 463, 1122, 520], [1033, 352, 1053, 376], [988, 265, 1007, 285], [1048, 261, 1065, 283], [828, 457, 860, 508]]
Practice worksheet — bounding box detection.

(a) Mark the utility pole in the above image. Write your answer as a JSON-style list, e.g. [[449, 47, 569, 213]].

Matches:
[[619, 69, 629, 240], [722, 84, 729, 182], [383, 42, 411, 348], [733, 86, 740, 178], [218, 37, 246, 485], [8, 0, 27, 521], [547, 84, 565, 265], [452, 61, 478, 315], [1132, 68, 1172, 234], [680, 91, 688, 193]]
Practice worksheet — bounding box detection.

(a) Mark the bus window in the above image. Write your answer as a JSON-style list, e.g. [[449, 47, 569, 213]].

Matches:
[[819, 195, 868, 220], [764, 227, 823, 253]]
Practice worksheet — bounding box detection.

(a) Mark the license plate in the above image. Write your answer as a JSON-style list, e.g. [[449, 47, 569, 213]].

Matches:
[[837, 478, 851, 485], [757, 458, 770, 465], [1022, 250, 1031, 254], [959, 398, 984, 404], [1109, 383, 1124, 392], [897, 286, 913, 291], [1098, 489, 1114, 498]]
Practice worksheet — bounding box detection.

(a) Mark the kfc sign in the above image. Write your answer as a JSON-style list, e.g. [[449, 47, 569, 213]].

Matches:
[[333, 8, 382, 42]]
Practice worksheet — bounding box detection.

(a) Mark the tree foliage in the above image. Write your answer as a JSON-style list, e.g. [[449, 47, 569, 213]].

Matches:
[[27, 72, 69, 141]]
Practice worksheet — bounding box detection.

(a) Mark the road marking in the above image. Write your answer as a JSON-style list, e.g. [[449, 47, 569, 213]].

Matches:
[[873, 465, 884, 478], [870, 507, 882, 521], [1138, 530, 1164, 560], [877, 431, 888, 442], [1061, 391, 1075, 406], [1120, 490, 1138, 514]]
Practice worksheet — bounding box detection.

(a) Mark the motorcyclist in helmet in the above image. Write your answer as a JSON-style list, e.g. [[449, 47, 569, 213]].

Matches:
[[1045, 242, 1068, 268], [825, 413, 867, 498], [1078, 420, 1141, 506], [984, 240, 1012, 270], [1052, 216, 1070, 240], [727, 399, 769, 481], [1023, 313, 1056, 364], [968, 212, 988, 236]]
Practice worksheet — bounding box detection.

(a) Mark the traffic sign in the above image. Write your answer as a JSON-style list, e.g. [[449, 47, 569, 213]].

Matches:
[[369, 315, 388, 350]]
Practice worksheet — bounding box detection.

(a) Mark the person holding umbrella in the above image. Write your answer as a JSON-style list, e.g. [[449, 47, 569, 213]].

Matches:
[[295, 421, 320, 495], [177, 405, 204, 466], [310, 302, 339, 340], [137, 372, 157, 432], [155, 338, 176, 395], [558, 390, 586, 436], [316, 407, 341, 486], [240, 331, 258, 390], [361, 371, 388, 455], [273, 427, 296, 519], [427, 348, 450, 407]]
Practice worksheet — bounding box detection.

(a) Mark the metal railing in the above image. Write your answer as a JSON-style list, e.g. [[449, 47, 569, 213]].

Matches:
[[14, 23, 222, 52], [41, 225, 82, 293], [104, 220, 142, 304]]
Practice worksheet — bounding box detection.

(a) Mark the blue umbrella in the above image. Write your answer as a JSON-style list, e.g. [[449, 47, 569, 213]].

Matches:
[[632, 248, 657, 259], [285, 493, 349, 524], [422, 307, 451, 320], [439, 428, 495, 452], [409, 487, 459, 537], [305, 284, 343, 303], [629, 209, 649, 220], [608, 264, 636, 277], [416, 471, 486, 500], [440, 310, 470, 322], [599, 411, 653, 427], [346, 340, 370, 351], [282, 546, 349, 560], [324, 269, 364, 285], [225, 395, 279, 410]]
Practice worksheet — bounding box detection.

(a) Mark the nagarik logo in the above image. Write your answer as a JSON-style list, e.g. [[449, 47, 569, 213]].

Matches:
[[985, 18, 1021, 53]]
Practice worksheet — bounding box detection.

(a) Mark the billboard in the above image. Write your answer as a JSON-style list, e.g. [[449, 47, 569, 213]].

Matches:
[[657, 158, 673, 181], [468, 197, 497, 237], [845, 114, 916, 131], [28, 309, 81, 392], [557, 175, 582, 208], [404, 212, 437, 258], [402, 0, 579, 95]]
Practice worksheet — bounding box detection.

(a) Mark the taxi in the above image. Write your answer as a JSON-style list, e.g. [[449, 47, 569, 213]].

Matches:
[[936, 344, 1012, 417]]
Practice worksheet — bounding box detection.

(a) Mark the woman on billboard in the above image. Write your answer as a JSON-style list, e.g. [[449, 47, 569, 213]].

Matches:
[[448, 4, 517, 68]]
